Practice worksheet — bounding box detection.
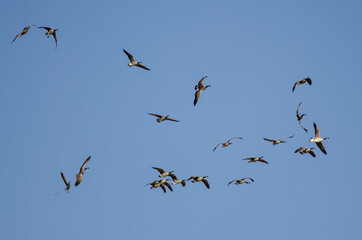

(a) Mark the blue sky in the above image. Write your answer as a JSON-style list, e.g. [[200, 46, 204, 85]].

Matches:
[[1, 0, 362, 239]]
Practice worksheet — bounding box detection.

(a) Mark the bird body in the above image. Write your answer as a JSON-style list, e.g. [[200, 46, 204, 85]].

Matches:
[[309, 123, 329, 154], [243, 156, 268, 164], [228, 177, 254, 186], [296, 102, 308, 132], [75, 156, 91, 186], [187, 176, 210, 189], [213, 137, 242, 152], [123, 49, 150, 70], [194, 76, 211, 106], [292, 77, 312, 92], [38, 26, 58, 47], [263, 136, 294, 146], [295, 147, 316, 157], [148, 113, 179, 123], [12, 25, 36, 43]]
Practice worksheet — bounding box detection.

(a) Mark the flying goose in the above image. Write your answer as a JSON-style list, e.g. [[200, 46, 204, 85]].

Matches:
[[309, 122, 329, 154], [295, 147, 316, 157], [263, 135, 294, 146], [187, 176, 210, 189], [12, 25, 36, 43], [169, 173, 186, 187], [75, 156, 91, 186], [242, 156, 268, 164], [38, 26, 58, 47], [123, 49, 150, 70], [213, 137, 243, 152], [152, 167, 174, 178], [194, 76, 211, 106], [148, 113, 179, 123], [296, 102, 308, 132], [55, 172, 71, 195], [146, 179, 173, 193], [228, 177, 254, 186], [292, 77, 312, 92]]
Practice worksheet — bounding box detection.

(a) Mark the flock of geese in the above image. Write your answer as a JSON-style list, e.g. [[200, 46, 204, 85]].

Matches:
[[11, 25, 330, 195]]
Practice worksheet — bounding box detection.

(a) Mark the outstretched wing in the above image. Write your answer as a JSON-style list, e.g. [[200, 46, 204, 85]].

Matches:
[[213, 143, 222, 152], [11, 32, 22, 43], [52, 32, 57, 47], [163, 182, 173, 192], [136, 63, 151, 71], [202, 179, 210, 189], [194, 90, 201, 106], [80, 156, 91, 172], [299, 121, 308, 133], [258, 159, 269, 164], [292, 81, 299, 92], [263, 138, 275, 143], [197, 76, 207, 88], [165, 117, 179, 122], [242, 177, 254, 182], [309, 150, 316, 157], [38, 26, 52, 31], [280, 135, 294, 141], [228, 180, 236, 186], [123, 49, 135, 62], [306, 77, 312, 85], [152, 167, 165, 174], [297, 102, 302, 115], [159, 184, 166, 193], [227, 137, 242, 143], [61, 172, 68, 186], [316, 142, 327, 155], [148, 113, 163, 118], [169, 173, 177, 181], [313, 122, 320, 138]]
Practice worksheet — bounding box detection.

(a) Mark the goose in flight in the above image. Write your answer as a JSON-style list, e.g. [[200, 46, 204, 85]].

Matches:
[[152, 167, 174, 178], [296, 102, 308, 133], [187, 176, 210, 189], [242, 156, 269, 164], [194, 76, 211, 106], [123, 49, 150, 70], [55, 172, 71, 195], [295, 147, 316, 157], [38, 26, 58, 47], [309, 122, 329, 154], [146, 179, 173, 193], [292, 77, 312, 92], [169, 173, 186, 187], [148, 113, 179, 123], [75, 156, 91, 186], [263, 135, 294, 146], [12, 25, 36, 43], [228, 177, 254, 186], [213, 137, 243, 152]]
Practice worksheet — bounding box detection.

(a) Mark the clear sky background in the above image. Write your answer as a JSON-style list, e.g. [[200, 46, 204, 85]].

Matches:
[[1, 0, 362, 239]]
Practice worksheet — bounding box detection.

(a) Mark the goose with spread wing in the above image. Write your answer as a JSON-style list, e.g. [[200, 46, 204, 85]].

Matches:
[[148, 113, 179, 123], [296, 102, 308, 132], [242, 156, 268, 164], [309, 123, 329, 154], [38, 26, 58, 47], [213, 137, 242, 152], [169, 173, 186, 187], [55, 172, 71, 195], [194, 76, 211, 106], [228, 177, 254, 186], [292, 77, 312, 92], [12, 25, 36, 43], [152, 167, 174, 178], [75, 156, 91, 186], [187, 176, 210, 189], [295, 147, 316, 157], [263, 135, 294, 145], [123, 49, 150, 70]]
